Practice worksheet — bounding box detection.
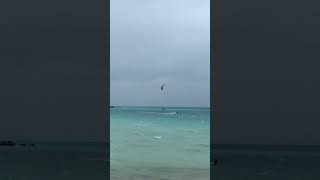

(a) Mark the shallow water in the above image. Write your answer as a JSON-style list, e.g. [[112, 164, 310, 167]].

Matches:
[[110, 106, 210, 180]]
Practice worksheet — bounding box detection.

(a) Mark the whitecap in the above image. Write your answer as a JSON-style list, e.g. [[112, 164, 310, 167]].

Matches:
[[142, 111, 177, 115]]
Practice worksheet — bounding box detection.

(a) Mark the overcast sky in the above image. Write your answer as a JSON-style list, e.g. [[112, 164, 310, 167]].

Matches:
[[111, 0, 210, 107]]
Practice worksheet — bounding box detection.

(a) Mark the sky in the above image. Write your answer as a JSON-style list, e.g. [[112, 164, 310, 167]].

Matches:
[[110, 0, 210, 107], [5, 0, 320, 145]]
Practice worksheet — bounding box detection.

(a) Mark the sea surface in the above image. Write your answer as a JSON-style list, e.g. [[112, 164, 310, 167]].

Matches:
[[110, 106, 210, 180]]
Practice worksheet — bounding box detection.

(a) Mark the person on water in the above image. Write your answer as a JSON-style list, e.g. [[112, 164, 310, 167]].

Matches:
[[162, 107, 165, 111]]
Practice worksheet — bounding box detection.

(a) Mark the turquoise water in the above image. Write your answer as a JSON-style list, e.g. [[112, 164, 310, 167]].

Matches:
[[110, 106, 210, 180]]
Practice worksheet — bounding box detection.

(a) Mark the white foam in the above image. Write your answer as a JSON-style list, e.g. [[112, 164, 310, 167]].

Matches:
[[142, 111, 177, 115], [163, 112, 177, 115]]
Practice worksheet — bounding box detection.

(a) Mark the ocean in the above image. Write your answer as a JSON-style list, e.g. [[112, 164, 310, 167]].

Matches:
[[2, 107, 317, 180], [110, 106, 210, 180]]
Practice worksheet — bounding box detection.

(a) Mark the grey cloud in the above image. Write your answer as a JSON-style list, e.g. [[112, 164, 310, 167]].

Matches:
[[111, 0, 210, 107]]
